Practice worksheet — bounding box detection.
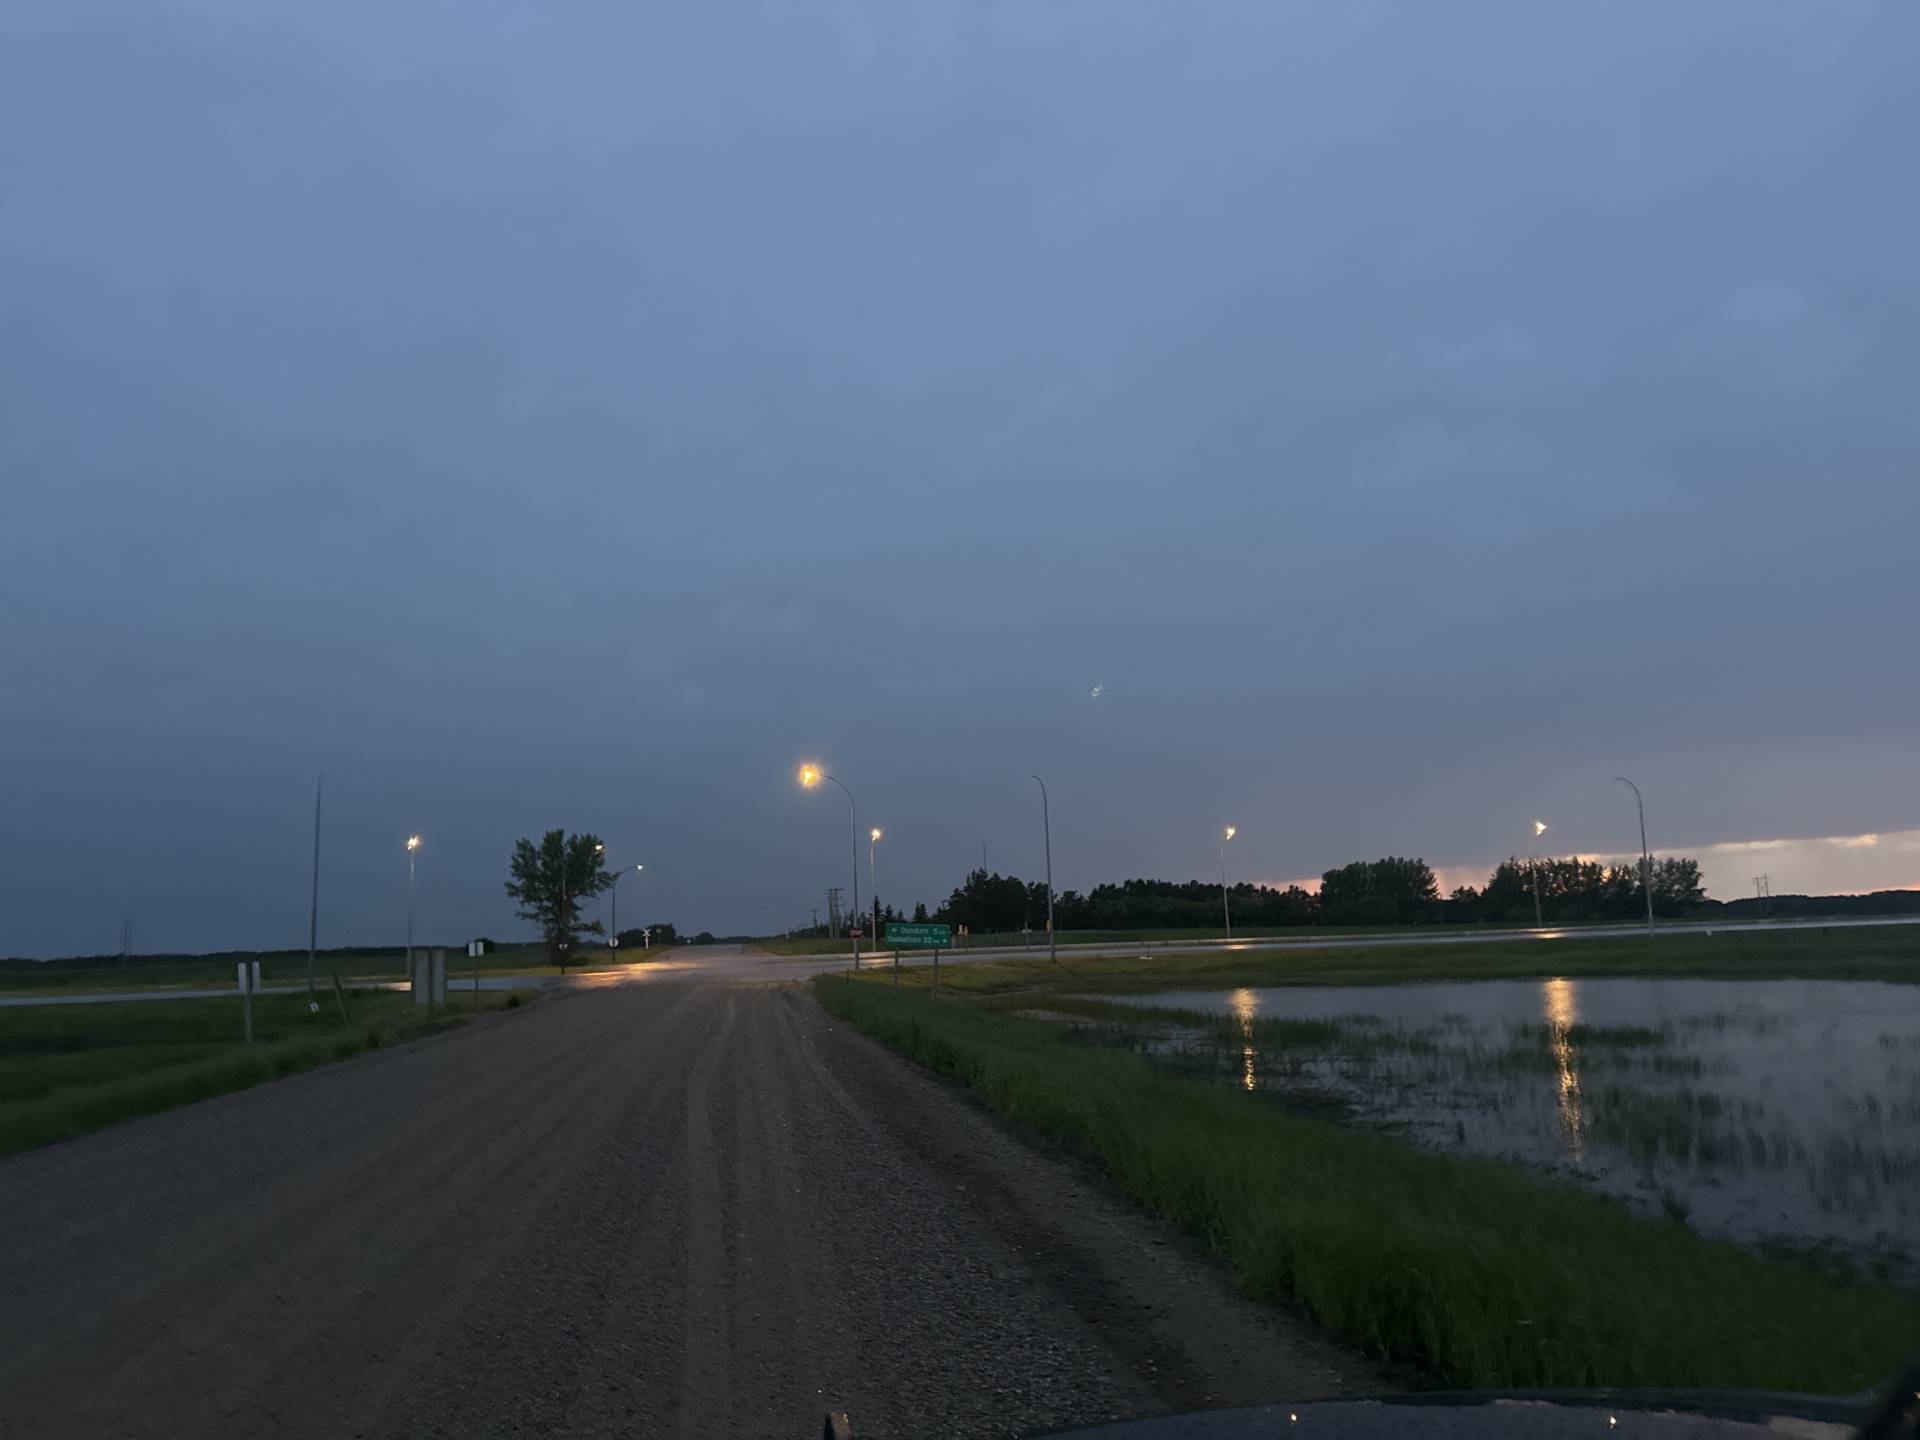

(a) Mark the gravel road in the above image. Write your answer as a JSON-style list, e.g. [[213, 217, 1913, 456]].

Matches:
[[0, 979, 1380, 1438]]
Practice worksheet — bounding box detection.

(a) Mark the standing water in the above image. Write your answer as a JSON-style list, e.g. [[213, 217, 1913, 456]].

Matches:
[[1102, 978, 1920, 1278]]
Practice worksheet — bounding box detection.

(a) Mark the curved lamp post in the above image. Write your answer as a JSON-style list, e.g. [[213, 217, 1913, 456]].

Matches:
[[1530, 820, 1547, 928], [1220, 826, 1238, 940], [404, 835, 422, 977], [801, 764, 861, 970], [608, 861, 642, 954], [1613, 776, 1655, 935]]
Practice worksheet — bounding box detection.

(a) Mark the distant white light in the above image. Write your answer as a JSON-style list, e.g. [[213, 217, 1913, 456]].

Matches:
[[1089, 684, 1104, 699]]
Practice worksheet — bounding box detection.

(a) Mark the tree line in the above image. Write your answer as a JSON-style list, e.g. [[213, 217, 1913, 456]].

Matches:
[[914, 852, 1708, 933]]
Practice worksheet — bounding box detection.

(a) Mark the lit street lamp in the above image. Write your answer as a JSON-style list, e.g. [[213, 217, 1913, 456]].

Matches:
[[404, 835, 422, 978], [608, 862, 642, 955], [1614, 776, 1656, 935], [1220, 826, 1238, 940], [1530, 820, 1547, 928], [1032, 775, 1056, 964], [801, 764, 862, 970], [869, 827, 883, 902]]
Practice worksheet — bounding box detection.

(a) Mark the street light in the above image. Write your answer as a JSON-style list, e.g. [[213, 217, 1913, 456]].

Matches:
[[1614, 776, 1656, 935], [1530, 820, 1547, 929], [869, 827, 883, 904], [404, 835, 422, 978], [800, 764, 861, 970], [1032, 775, 1056, 964], [608, 862, 643, 955], [1220, 826, 1238, 940]]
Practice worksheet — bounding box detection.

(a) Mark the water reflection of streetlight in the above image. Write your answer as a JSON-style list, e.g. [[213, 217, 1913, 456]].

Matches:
[[1231, 987, 1259, 1091], [1543, 977, 1586, 1163]]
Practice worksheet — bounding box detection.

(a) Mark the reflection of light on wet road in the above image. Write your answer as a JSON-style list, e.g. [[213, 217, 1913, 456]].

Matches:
[[1232, 987, 1259, 1091], [1543, 977, 1585, 1162]]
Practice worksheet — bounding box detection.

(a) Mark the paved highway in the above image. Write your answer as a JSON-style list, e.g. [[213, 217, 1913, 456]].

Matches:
[[5, 914, 1914, 1008], [0, 974, 1376, 1438]]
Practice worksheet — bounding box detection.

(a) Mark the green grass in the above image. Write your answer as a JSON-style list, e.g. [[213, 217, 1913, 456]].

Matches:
[[0, 989, 520, 1155], [815, 975, 1916, 1392], [0, 944, 667, 996], [752, 917, 1789, 958], [887, 924, 1920, 997], [754, 923, 1547, 957]]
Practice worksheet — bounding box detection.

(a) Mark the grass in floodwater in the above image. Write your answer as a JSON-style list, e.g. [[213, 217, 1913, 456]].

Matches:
[[817, 976, 1918, 1392]]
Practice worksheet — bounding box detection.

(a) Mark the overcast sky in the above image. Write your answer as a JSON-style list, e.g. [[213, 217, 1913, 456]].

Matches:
[[4, 2, 1917, 956]]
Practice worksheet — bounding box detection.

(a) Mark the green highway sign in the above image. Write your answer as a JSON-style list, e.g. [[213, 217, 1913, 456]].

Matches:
[[885, 922, 952, 948]]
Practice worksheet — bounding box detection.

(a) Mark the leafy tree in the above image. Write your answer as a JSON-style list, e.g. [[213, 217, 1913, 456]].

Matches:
[[1479, 853, 1707, 922], [935, 869, 1033, 932], [1318, 857, 1439, 925], [1651, 856, 1705, 915], [1052, 889, 1091, 928], [504, 830, 613, 970]]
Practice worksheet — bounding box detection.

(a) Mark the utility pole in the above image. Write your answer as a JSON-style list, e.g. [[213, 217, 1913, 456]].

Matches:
[[307, 775, 323, 1003]]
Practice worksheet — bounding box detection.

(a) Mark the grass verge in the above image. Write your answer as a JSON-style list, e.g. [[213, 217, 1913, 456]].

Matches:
[[813, 975, 1918, 1393], [0, 989, 521, 1156], [751, 924, 1534, 958], [893, 925, 1920, 997]]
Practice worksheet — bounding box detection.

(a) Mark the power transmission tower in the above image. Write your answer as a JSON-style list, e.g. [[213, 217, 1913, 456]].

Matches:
[[826, 887, 844, 938]]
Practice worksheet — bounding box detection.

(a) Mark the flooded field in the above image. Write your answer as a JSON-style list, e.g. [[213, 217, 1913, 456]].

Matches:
[[1084, 977, 1920, 1279]]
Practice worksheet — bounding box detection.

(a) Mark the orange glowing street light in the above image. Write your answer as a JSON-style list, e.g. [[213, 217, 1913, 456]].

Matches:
[[404, 834, 423, 976], [1220, 825, 1238, 940], [798, 763, 861, 969], [1530, 820, 1547, 928]]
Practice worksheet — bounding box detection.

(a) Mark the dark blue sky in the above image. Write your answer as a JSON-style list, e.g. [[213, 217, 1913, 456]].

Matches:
[[4, 3, 1917, 955]]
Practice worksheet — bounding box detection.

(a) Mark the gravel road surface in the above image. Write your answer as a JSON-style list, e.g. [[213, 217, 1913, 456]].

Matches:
[[0, 979, 1379, 1438]]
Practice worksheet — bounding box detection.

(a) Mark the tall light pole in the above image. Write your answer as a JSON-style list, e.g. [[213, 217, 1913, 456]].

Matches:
[[404, 835, 422, 978], [1220, 825, 1238, 940], [608, 861, 642, 955], [306, 775, 323, 1003], [869, 827, 882, 903], [1031, 775, 1056, 963], [801, 764, 861, 971], [1614, 776, 1655, 935], [1530, 820, 1547, 928]]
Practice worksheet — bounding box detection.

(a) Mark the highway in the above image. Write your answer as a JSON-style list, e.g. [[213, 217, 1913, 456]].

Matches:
[[0, 970, 1377, 1438], [4, 914, 1915, 1008]]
